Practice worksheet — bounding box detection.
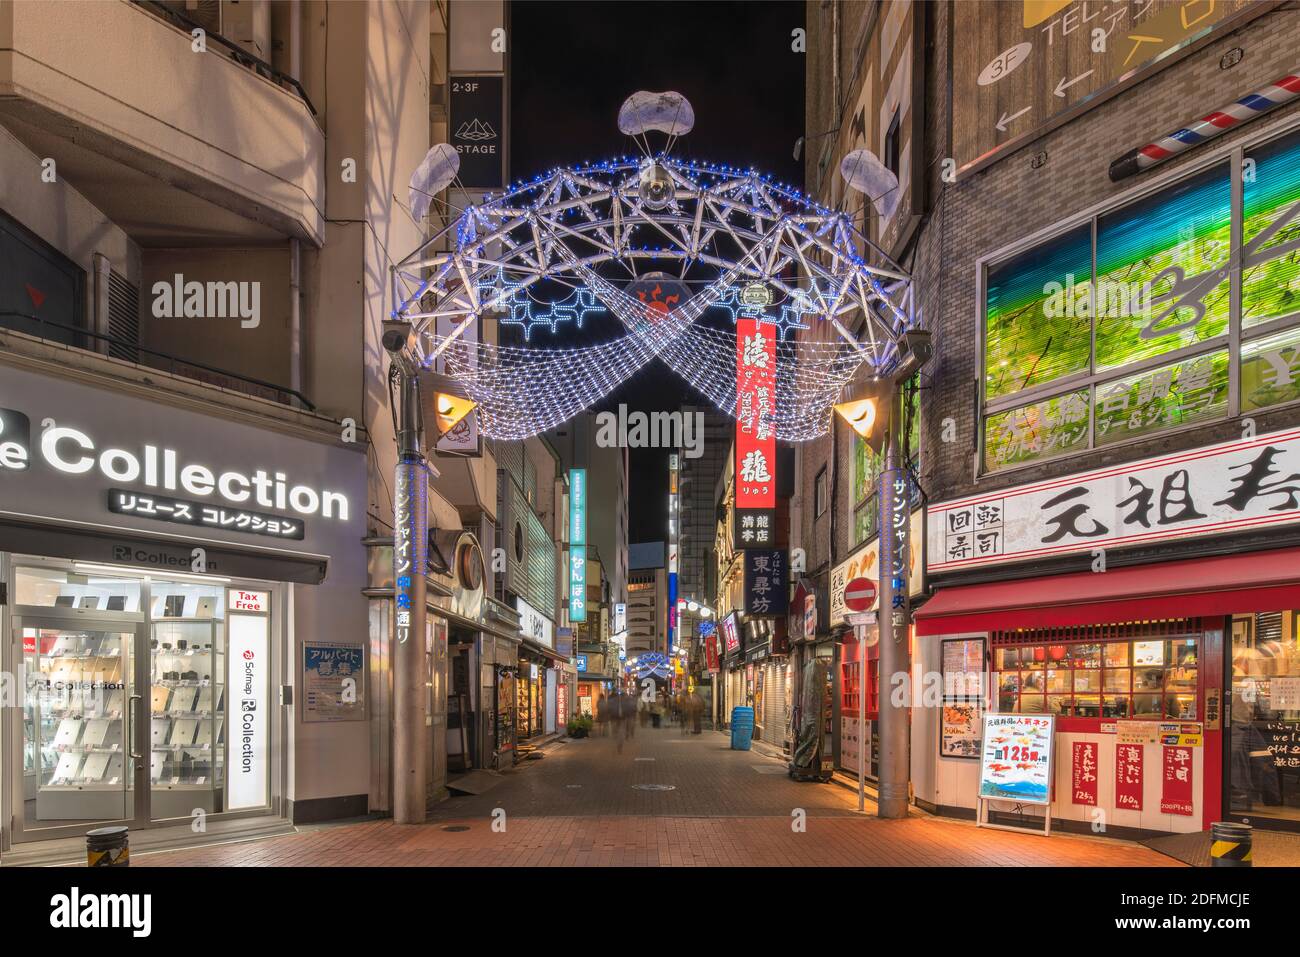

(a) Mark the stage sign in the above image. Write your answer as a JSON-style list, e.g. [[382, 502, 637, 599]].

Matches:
[[952, 0, 1264, 178], [450, 74, 505, 188]]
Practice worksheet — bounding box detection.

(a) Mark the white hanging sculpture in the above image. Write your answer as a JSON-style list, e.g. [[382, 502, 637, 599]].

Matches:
[[618, 90, 696, 137], [839, 148, 900, 219], [408, 143, 461, 221]]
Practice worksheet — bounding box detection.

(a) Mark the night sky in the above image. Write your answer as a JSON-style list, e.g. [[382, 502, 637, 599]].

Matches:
[[509, 0, 806, 543]]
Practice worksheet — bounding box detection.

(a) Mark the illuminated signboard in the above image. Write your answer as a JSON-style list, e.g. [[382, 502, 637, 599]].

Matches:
[[569, 468, 587, 622]]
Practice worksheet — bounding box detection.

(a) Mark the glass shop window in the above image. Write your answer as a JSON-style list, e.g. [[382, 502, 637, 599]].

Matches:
[[1230, 611, 1300, 822], [993, 632, 1199, 720]]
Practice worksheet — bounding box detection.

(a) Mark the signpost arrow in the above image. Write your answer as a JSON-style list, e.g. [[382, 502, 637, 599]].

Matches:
[[995, 105, 1032, 132], [1054, 70, 1094, 98]]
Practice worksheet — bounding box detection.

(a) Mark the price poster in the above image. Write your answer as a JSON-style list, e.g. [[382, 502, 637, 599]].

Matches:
[[1115, 744, 1144, 811], [941, 703, 982, 759], [978, 713, 1055, 805], [1160, 746, 1195, 816], [1071, 741, 1098, 806]]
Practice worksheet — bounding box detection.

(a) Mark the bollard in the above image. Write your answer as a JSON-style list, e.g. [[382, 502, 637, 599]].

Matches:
[[1210, 821, 1252, 867], [86, 825, 130, 867]]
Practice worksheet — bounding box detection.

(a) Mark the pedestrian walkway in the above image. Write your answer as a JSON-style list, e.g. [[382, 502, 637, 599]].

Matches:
[[136, 724, 1174, 867]]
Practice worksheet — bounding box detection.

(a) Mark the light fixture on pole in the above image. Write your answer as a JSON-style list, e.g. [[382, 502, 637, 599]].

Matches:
[[418, 368, 478, 439]]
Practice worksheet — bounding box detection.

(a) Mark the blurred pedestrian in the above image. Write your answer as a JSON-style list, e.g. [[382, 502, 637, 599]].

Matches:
[[595, 693, 609, 736]]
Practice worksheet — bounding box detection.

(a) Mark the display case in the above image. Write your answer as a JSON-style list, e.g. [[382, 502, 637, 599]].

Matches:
[[150, 616, 225, 819], [29, 627, 133, 822]]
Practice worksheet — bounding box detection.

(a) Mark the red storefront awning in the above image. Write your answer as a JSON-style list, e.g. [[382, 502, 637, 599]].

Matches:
[[915, 546, 1300, 635]]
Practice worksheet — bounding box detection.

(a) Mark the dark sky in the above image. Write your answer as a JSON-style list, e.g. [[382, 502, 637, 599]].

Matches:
[[510, 0, 805, 543]]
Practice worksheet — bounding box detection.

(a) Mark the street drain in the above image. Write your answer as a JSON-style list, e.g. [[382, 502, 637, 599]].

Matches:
[[631, 784, 676, 791], [566, 784, 583, 789], [634, 757, 655, 762], [442, 825, 470, 832]]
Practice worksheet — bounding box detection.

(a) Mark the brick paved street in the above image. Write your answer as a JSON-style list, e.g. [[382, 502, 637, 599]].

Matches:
[[137, 724, 1174, 867]]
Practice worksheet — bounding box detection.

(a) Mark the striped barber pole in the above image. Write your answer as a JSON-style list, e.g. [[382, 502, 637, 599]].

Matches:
[[1109, 72, 1300, 182]]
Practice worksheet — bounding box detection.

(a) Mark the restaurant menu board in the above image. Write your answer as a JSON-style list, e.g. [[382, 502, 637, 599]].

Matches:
[[978, 713, 1055, 805], [941, 703, 981, 759], [941, 638, 985, 758]]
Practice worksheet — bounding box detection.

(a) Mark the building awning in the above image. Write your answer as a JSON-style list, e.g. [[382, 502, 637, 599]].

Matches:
[[914, 546, 1300, 635]]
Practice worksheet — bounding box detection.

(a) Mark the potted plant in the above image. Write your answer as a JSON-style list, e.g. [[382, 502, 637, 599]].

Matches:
[[566, 713, 593, 738]]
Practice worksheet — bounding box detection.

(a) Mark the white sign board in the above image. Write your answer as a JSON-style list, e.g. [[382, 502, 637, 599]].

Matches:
[[516, 597, 554, 649], [930, 427, 1300, 573], [978, 713, 1055, 806], [227, 613, 268, 810], [830, 509, 924, 627]]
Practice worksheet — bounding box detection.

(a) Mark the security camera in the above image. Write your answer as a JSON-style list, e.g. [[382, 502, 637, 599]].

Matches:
[[382, 319, 419, 375]]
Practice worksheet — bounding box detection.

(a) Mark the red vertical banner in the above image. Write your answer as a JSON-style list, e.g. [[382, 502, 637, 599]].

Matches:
[[1115, 744, 1144, 811], [705, 633, 720, 673], [1160, 746, 1195, 816], [735, 317, 777, 509], [1070, 741, 1098, 806]]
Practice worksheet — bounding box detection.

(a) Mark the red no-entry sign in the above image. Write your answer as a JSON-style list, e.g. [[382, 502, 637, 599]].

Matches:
[[844, 577, 877, 612]]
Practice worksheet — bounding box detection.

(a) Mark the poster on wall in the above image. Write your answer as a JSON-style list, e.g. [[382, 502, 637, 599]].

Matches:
[[1115, 743, 1144, 811], [1070, 741, 1098, 806], [303, 641, 366, 723], [978, 713, 1055, 805], [1160, 745, 1195, 816], [941, 703, 982, 759]]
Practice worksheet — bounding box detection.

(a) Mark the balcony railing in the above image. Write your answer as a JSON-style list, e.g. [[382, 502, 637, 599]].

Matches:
[[1, 312, 315, 412]]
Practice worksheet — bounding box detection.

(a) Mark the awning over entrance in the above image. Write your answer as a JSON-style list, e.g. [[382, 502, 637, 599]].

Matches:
[[915, 546, 1300, 635]]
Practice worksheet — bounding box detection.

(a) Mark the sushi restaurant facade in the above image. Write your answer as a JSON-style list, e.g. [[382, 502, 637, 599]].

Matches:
[[912, 427, 1300, 836]]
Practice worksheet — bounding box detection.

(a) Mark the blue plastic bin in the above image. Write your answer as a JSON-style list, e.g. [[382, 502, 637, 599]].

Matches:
[[730, 706, 754, 750]]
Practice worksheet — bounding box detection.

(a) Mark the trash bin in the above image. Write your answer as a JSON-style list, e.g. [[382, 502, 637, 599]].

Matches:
[[86, 825, 130, 867], [730, 706, 754, 750], [1210, 821, 1253, 867]]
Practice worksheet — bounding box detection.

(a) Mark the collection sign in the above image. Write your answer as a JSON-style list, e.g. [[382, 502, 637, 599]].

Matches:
[[227, 612, 268, 809], [929, 426, 1300, 574], [978, 713, 1055, 805]]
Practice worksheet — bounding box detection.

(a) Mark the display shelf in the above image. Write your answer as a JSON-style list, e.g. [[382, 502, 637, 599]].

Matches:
[[150, 618, 225, 797]]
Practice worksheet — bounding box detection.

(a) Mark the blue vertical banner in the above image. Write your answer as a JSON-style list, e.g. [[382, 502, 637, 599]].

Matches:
[[393, 460, 428, 646], [569, 468, 587, 622]]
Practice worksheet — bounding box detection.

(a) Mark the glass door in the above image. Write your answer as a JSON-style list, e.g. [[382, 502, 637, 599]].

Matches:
[[15, 618, 145, 839]]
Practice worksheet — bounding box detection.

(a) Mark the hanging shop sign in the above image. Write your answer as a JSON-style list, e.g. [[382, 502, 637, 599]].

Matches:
[[568, 467, 587, 622], [830, 509, 924, 627], [721, 612, 740, 657], [742, 549, 788, 616], [302, 640, 366, 723], [735, 316, 776, 511], [516, 596, 554, 649], [576, 654, 588, 673], [978, 713, 1055, 805], [434, 314, 481, 456], [733, 506, 776, 549], [1070, 741, 1099, 806], [449, 74, 505, 188], [705, 630, 720, 674], [1115, 744, 1144, 811], [804, 592, 817, 640], [1159, 745, 1195, 816], [929, 426, 1300, 574]]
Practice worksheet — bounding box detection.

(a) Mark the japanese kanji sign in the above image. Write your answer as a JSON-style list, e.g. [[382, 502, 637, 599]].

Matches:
[[109, 489, 304, 540], [1071, 740, 1098, 806], [742, 549, 788, 617], [1115, 743, 1144, 810], [1160, 745, 1195, 816], [929, 426, 1300, 573], [735, 316, 776, 511], [978, 713, 1055, 805]]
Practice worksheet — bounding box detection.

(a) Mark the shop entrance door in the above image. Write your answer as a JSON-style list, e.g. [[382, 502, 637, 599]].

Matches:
[[11, 615, 150, 842]]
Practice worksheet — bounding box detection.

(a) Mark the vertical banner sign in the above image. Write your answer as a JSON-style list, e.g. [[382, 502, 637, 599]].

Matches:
[[435, 315, 480, 455], [1160, 746, 1195, 816], [557, 680, 568, 726], [735, 317, 777, 544], [227, 612, 268, 810], [569, 468, 587, 622], [742, 549, 789, 616], [668, 454, 679, 649], [1071, 741, 1098, 806], [393, 462, 428, 646], [1115, 744, 1144, 811], [449, 75, 505, 189]]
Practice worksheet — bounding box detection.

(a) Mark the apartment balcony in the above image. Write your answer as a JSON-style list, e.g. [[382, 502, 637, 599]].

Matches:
[[0, 0, 323, 246]]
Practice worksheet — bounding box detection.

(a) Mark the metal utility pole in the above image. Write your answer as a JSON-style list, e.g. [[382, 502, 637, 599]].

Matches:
[[391, 365, 429, 824], [876, 383, 911, 820]]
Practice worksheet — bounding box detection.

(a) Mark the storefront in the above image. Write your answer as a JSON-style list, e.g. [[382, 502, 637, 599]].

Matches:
[[0, 363, 367, 859], [915, 428, 1300, 835], [720, 612, 743, 727]]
